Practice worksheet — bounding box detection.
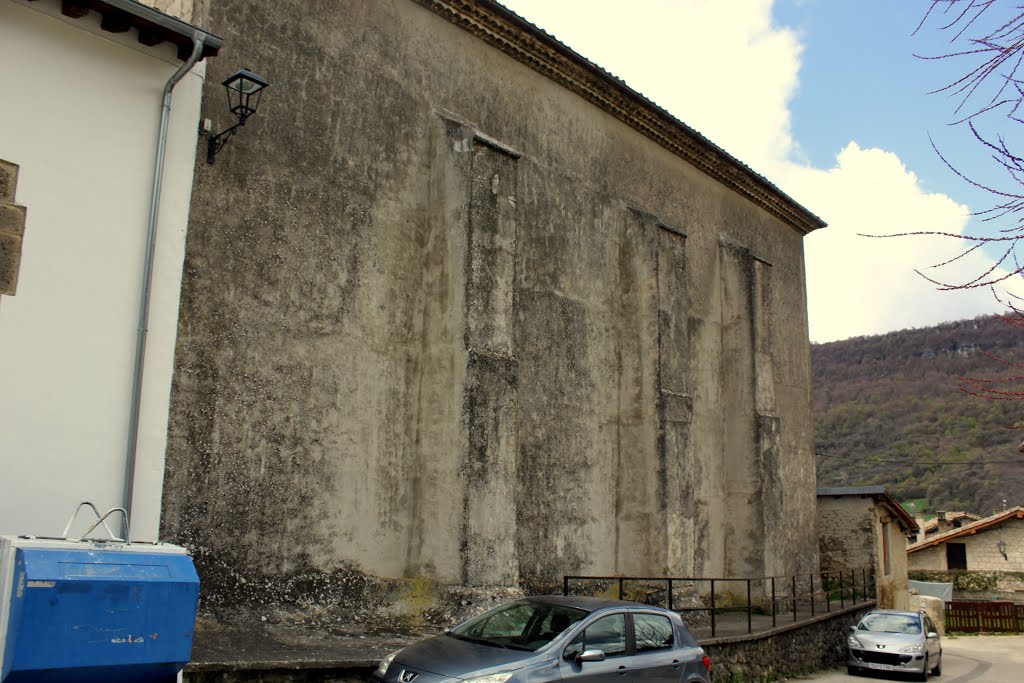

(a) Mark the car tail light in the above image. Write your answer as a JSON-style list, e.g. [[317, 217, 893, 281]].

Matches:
[[702, 655, 712, 671]]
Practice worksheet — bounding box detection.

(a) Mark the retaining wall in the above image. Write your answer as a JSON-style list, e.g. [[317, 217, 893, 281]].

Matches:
[[703, 603, 873, 682]]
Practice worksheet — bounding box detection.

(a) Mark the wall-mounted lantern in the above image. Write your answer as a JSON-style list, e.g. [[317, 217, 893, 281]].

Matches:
[[997, 539, 1008, 560], [206, 69, 269, 165]]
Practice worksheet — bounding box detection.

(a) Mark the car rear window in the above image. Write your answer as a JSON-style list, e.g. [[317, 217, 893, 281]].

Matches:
[[634, 613, 674, 652]]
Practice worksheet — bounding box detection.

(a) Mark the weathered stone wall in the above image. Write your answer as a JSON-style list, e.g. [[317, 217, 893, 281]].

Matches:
[[162, 0, 820, 622], [0, 160, 26, 297], [818, 494, 910, 609], [818, 496, 874, 572], [138, 0, 194, 22], [909, 546, 946, 571], [704, 605, 873, 682]]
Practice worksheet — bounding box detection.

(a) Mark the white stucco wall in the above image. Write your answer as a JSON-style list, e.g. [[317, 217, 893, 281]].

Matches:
[[0, 0, 206, 542]]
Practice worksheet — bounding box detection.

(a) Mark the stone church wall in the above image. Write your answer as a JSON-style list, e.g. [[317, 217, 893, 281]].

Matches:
[[162, 0, 821, 622]]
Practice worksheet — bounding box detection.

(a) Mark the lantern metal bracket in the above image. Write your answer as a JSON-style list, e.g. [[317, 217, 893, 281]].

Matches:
[[207, 120, 245, 164]]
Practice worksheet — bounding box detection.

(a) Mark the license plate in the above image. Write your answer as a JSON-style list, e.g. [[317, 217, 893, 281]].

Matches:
[[865, 663, 897, 671]]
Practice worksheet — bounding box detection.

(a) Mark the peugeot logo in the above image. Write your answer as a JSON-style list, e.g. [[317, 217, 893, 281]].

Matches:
[[401, 671, 419, 682], [876, 644, 886, 649]]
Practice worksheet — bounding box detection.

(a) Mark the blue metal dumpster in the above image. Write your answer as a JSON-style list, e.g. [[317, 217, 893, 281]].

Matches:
[[0, 536, 199, 683]]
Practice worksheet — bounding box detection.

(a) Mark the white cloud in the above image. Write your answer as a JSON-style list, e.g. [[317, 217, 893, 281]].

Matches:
[[498, 0, 1009, 342], [782, 145, 1005, 342], [500, 0, 801, 171]]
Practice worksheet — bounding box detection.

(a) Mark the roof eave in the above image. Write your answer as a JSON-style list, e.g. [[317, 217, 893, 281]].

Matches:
[[817, 486, 919, 533], [908, 507, 1024, 553], [44, 0, 223, 61], [411, 0, 826, 236]]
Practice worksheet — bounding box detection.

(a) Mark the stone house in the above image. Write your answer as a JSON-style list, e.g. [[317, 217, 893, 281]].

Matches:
[[916, 511, 981, 541], [817, 486, 920, 610], [158, 0, 826, 629], [908, 507, 1024, 603], [0, 0, 220, 541]]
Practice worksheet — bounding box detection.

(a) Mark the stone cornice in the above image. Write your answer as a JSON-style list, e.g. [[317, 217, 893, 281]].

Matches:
[[411, 0, 826, 235]]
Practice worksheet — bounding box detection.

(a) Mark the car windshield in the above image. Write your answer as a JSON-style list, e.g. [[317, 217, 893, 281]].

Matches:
[[857, 614, 922, 635], [449, 600, 588, 652]]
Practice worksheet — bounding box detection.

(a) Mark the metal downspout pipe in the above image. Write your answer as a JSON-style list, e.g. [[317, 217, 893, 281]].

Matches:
[[123, 35, 206, 541]]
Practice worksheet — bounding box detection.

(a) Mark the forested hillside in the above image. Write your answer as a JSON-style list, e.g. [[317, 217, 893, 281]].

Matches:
[[813, 315, 1024, 515]]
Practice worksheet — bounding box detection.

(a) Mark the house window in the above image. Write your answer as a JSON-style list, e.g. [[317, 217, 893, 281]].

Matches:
[[947, 543, 968, 570], [882, 521, 891, 576]]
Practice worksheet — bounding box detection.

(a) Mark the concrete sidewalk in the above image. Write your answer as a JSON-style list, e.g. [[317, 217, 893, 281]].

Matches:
[[183, 601, 872, 681], [185, 619, 433, 680]]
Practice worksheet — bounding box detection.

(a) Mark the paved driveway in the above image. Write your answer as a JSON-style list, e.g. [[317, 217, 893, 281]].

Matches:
[[796, 634, 1024, 682]]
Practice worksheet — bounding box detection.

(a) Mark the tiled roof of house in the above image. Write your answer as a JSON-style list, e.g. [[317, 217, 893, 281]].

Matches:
[[908, 507, 1024, 553], [921, 511, 981, 534], [411, 0, 827, 236]]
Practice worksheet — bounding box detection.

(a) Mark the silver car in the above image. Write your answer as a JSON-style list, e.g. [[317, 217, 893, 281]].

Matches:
[[847, 609, 942, 680], [373, 596, 711, 683]]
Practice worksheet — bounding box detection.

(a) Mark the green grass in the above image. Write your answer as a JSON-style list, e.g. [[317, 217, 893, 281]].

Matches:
[[900, 498, 931, 517]]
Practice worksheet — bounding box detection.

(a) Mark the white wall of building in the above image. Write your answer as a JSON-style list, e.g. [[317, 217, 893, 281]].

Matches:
[[0, 0, 206, 542]]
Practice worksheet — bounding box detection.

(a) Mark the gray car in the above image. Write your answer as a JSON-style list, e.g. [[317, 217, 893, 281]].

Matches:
[[847, 609, 942, 680], [373, 596, 711, 683]]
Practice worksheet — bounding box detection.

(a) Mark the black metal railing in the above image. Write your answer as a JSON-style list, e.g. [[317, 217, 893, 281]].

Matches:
[[563, 568, 875, 638]]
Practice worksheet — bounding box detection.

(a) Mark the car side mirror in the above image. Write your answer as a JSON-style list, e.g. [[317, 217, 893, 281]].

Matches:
[[927, 632, 939, 639], [848, 625, 856, 633], [577, 649, 606, 663]]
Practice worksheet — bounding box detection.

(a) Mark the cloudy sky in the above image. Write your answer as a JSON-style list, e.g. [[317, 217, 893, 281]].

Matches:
[[498, 0, 1020, 343]]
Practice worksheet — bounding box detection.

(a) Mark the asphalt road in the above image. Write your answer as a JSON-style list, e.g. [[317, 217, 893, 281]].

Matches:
[[795, 634, 1024, 683]]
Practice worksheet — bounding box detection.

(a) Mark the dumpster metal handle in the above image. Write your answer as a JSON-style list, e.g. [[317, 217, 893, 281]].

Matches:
[[61, 502, 127, 542], [80, 508, 129, 542]]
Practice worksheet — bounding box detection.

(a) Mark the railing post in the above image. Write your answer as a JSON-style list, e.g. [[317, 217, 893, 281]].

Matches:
[[668, 579, 673, 611], [747, 579, 752, 634], [792, 575, 797, 622], [840, 572, 845, 608], [563, 576, 569, 597], [810, 573, 815, 617], [852, 569, 857, 604], [710, 579, 717, 638], [619, 577, 624, 600], [863, 567, 868, 603], [771, 577, 776, 628]]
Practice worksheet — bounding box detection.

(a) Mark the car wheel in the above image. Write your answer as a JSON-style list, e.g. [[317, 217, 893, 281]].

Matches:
[[847, 665, 859, 677], [916, 655, 929, 682], [931, 652, 942, 676]]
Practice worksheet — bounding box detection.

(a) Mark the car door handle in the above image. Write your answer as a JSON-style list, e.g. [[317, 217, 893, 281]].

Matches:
[[617, 665, 628, 675], [672, 659, 681, 669]]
